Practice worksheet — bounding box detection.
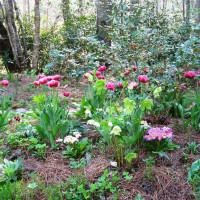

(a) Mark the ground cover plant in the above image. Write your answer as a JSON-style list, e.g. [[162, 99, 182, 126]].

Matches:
[[0, 0, 200, 199]]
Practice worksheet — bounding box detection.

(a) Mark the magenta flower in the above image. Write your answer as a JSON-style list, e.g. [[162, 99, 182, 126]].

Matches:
[[1, 80, 9, 87], [124, 71, 130, 76], [106, 82, 116, 91], [52, 75, 61, 81], [33, 81, 40, 87], [184, 71, 196, 79], [96, 71, 101, 76], [39, 77, 48, 85], [127, 81, 138, 89], [63, 91, 70, 97], [117, 82, 123, 88], [98, 66, 106, 72], [138, 75, 149, 83], [97, 75, 105, 79], [38, 74, 46, 79], [132, 66, 137, 71], [47, 80, 60, 88]]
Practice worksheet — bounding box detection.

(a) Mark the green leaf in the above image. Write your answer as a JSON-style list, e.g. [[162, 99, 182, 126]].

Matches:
[[124, 152, 137, 164], [141, 99, 153, 111], [94, 79, 106, 95], [153, 87, 162, 98], [123, 98, 136, 114]]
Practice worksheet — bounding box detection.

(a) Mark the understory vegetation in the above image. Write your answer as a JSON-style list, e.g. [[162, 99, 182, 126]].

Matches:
[[0, 1, 200, 199]]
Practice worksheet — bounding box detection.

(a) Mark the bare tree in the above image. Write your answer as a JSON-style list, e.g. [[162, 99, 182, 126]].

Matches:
[[33, 0, 40, 71], [97, 0, 112, 45], [186, 0, 190, 24]]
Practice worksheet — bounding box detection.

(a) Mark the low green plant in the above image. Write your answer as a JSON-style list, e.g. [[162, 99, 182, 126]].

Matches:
[[123, 171, 133, 181], [188, 159, 200, 197], [143, 156, 155, 180], [62, 137, 92, 159], [31, 94, 71, 148], [0, 157, 23, 183], [186, 142, 200, 155], [69, 158, 87, 169]]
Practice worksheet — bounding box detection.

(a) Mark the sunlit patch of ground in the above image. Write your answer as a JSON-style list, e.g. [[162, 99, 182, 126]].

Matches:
[[0, 59, 7, 76]]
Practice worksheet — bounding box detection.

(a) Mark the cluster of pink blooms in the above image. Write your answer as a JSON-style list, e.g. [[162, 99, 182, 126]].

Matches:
[[83, 65, 149, 92], [144, 127, 173, 141], [83, 66, 107, 80], [123, 66, 148, 77], [0, 80, 9, 87], [184, 70, 200, 79], [33, 74, 70, 97]]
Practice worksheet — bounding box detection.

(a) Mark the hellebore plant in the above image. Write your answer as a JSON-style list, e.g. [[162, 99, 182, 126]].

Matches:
[[59, 132, 92, 159]]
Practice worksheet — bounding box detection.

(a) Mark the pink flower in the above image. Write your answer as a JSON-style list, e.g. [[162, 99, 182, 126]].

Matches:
[[47, 80, 60, 88], [142, 68, 149, 73], [1, 80, 9, 87], [124, 71, 130, 76], [198, 81, 200, 86], [117, 82, 123, 88], [39, 77, 48, 85], [88, 71, 93, 75], [83, 73, 88, 78], [52, 75, 61, 80], [96, 71, 101, 76], [97, 75, 105, 79], [106, 82, 116, 91], [33, 81, 40, 87], [184, 71, 196, 79], [98, 66, 106, 72], [196, 70, 200, 75], [138, 75, 149, 83], [178, 86, 185, 91], [132, 66, 137, 71], [38, 74, 46, 79], [63, 91, 70, 97], [47, 76, 54, 81], [127, 82, 138, 89]]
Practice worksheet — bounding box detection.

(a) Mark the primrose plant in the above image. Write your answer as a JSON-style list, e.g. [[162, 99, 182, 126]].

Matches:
[[143, 126, 180, 157]]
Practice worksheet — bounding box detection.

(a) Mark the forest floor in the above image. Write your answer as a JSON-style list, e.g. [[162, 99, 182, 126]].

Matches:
[[1, 74, 200, 200]]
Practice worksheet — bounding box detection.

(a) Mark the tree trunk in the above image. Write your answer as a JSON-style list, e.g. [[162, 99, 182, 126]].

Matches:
[[186, 0, 190, 24], [62, 0, 70, 22], [3, 0, 22, 71], [33, 0, 40, 71], [183, 0, 185, 21], [130, 0, 139, 11], [0, 19, 15, 72], [97, 0, 112, 45], [13, 0, 29, 69], [196, 0, 200, 23]]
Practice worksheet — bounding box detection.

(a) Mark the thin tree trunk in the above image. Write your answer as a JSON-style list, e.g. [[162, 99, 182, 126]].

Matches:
[[97, 0, 112, 45], [13, 0, 29, 68], [183, 0, 185, 21], [196, 0, 200, 23], [62, 0, 70, 22], [186, 0, 190, 24], [33, 0, 40, 71], [3, 0, 21, 70], [130, 0, 139, 11]]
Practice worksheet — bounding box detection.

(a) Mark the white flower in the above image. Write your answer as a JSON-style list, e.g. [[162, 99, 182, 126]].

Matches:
[[96, 108, 103, 112], [56, 138, 63, 143], [87, 119, 95, 125], [73, 131, 81, 139], [110, 161, 117, 167], [85, 109, 91, 116], [93, 122, 100, 127], [64, 136, 78, 144], [108, 122, 113, 127], [110, 126, 122, 135]]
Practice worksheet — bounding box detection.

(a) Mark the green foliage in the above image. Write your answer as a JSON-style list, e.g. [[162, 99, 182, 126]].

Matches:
[[31, 94, 71, 148], [186, 142, 200, 155], [62, 137, 92, 159], [0, 96, 10, 131], [0, 158, 23, 183], [143, 156, 155, 180], [69, 158, 87, 169], [188, 159, 200, 196]]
